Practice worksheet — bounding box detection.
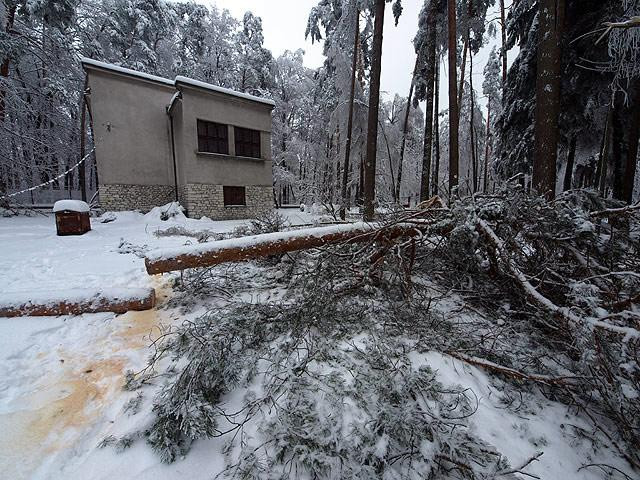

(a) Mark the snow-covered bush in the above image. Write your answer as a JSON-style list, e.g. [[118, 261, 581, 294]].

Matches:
[[248, 210, 289, 234], [144, 202, 186, 222]]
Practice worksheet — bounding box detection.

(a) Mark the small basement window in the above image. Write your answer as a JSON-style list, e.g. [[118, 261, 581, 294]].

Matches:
[[223, 186, 246, 206], [234, 127, 261, 159], [198, 119, 229, 154]]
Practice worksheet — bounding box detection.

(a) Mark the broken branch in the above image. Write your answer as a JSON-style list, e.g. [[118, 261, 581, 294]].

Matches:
[[476, 219, 640, 339], [448, 351, 576, 386]]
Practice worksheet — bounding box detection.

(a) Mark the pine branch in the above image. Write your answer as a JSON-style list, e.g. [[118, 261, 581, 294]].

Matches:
[[476, 219, 640, 339], [493, 451, 543, 478], [447, 351, 578, 386]]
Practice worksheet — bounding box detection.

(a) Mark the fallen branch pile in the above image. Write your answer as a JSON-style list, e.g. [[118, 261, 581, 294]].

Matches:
[[119, 188, 640, 477], [426, 189, 640, 471], [476, 217, 640, 339]]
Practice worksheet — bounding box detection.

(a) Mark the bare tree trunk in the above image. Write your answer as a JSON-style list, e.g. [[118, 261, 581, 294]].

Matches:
[[562, 135, 576, 192], [335, 126, 341, 204], [421, 4, 438, 201], [0, 4, 17, 123], [358, 152, 364, 204], [599, 103, 614, 196], [447, 0, 460, 193], [363, 0, 386, 221], [397, 60, 417, 205], [457, 0, 475, 109], [380, 121, 396, 199], [532, 0, 565, 200], [483, 98, 491, 192], [0, 288, 156, 317], [79, 76, 88, 202], [612, 92, 633, 202], [146, 222, 429, 274], [340, 7, 360, 220], [470, 49, 478, 193], [623, 83, 640, 203], [82, 82, 100, 199], [457, 37, 468, 108], [433, 56, 441, 196], [499, 0, 508, 85]]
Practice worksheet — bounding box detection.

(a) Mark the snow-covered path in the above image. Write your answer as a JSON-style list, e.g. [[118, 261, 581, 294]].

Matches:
[[0, 208, 320, 479]]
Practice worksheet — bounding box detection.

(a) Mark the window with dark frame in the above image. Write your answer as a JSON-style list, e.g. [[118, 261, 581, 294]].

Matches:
[[197, 119, 229, 154], [223, 186, 246, 206], [234, 126, 261, 159]]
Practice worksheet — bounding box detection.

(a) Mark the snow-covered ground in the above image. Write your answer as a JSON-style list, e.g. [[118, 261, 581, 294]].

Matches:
[[0, 207, 320, 479], [1, 206, 318, 295], [0, 207, 633, 479]]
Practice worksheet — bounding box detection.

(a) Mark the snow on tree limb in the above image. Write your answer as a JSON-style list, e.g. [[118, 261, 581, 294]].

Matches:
[[476, 219, 640, 339], [603, 16, 640, 30], [590, 201, 640, 218], [447, 351, 578, 386]]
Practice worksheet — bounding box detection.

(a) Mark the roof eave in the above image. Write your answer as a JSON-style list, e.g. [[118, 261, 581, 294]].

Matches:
[[80, 57, 174, 88], [174, 77, 275, 109]]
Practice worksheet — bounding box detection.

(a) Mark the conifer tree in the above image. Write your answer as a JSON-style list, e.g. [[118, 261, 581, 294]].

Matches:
[[363, 0, 386, 220], [533, 0, 566, 199], [447, 0, 459, 192]]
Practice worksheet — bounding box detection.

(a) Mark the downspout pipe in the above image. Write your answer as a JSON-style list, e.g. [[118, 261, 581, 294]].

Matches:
[[166, 92, 182, 203]]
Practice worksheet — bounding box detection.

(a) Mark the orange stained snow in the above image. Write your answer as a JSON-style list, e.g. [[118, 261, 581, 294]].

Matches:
[[0, 278, 173, 480]]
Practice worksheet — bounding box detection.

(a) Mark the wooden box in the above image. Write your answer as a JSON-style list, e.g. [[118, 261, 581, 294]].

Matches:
[[53, 200, 91, 236]]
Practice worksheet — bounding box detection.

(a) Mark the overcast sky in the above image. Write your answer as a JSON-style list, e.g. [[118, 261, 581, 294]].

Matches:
[[207, 0, 508, 108]]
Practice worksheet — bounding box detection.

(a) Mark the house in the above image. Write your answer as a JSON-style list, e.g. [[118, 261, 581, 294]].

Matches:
[[81, 58, 275, 219]]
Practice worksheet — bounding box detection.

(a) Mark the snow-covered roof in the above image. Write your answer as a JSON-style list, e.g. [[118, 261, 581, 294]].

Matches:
[[80, 57, 174, 87], [53, 200, 90, 213], [80, 57, 275, 107], [174, 76, 275, 107]]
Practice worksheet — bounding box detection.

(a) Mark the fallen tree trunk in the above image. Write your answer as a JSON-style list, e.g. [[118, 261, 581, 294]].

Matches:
[[145, 222, 427, 275], [0, 288, 156, 317]]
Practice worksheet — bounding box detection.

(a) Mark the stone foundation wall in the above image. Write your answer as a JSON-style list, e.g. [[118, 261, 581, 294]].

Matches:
[[99, 183, 273, 219], [182, 183, 273, 220], [99, 184, 175, 212]]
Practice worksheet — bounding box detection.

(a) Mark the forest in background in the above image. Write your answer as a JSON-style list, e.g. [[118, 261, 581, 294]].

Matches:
[[0, 0, 638, 210]]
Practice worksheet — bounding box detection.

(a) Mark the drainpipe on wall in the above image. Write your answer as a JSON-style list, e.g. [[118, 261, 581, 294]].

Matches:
[[167, 92, 182, 203]]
